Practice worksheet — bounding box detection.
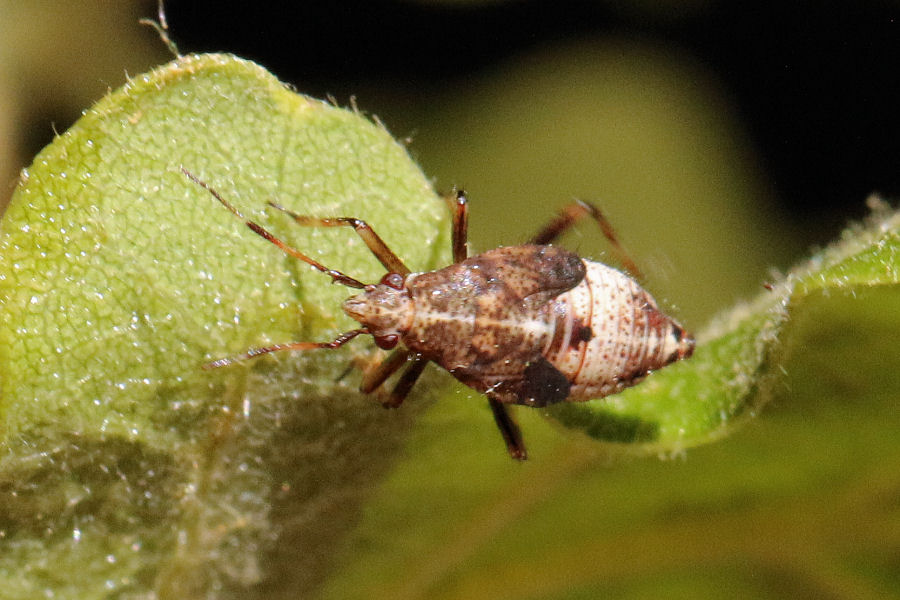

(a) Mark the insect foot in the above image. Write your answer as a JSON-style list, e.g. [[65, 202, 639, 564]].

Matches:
[[186, 169, 694, 461]]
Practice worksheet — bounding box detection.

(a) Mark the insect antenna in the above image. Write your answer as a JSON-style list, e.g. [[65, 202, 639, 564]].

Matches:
[[181, 167, 367, 289], [202, 328, 368, 370]]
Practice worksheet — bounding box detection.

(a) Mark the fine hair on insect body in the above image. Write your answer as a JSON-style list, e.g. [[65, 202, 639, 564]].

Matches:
[[184, 167, 695, 460]]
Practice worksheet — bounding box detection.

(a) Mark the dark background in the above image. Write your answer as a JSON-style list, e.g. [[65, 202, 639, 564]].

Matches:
[[164, 1, 900, 236], [10, 1, 898, 240], [5, 0, 898, 322]]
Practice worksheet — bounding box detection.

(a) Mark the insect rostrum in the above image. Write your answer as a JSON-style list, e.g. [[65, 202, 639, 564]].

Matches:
[[185, 168, 695, 460]]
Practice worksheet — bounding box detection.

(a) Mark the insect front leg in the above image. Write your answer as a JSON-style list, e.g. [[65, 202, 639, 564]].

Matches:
[[530, 199, 643, 279], [181, 168, 368, 289], [384, 357, 429, 408], [266, 202, 410, 275], [360, 349, 432, 408], [360, 348, 412, 394]]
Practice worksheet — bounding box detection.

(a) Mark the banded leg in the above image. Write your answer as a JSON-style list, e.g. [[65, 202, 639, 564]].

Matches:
[[488, 396, 527, 461], [182, 168, 366, 288], [267, 202, 410, 275], [202, 328, 367, 369], [530, 199, 643, 279]]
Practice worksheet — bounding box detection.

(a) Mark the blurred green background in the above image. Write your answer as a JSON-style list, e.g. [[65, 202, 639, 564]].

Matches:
[[4, 1, 899, 326], [2, 1, 898, 599]]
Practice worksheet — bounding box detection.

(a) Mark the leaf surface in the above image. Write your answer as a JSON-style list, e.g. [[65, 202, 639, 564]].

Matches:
[[3, 51, 899, 600], [0, 53, 447, 599]]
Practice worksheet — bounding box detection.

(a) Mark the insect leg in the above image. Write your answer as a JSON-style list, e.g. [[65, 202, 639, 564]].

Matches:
[[182, 168, 366, 289], [529, 199, 643, 279], [267, 202, 410, 275], [383, 356, 429, 408], [487, 397, 527, 461], [360, 348, 412, 393], [202, 328, 367, 369], [447, 190, 469, 262]]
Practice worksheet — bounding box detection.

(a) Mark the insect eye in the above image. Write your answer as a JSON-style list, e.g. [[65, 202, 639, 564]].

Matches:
[[379, 273, 405, 289], [374, 334, 399, 350]]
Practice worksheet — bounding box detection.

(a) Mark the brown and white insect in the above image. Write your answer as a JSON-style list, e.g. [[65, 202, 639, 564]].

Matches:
[[184, 168, 695, 460]]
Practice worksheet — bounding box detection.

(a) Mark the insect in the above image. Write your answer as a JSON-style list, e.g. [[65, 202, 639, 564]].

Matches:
[[183, 168, 695, 460]]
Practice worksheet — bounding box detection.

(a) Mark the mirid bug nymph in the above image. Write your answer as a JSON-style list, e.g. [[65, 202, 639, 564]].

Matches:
[[184, 168, 695, 460]]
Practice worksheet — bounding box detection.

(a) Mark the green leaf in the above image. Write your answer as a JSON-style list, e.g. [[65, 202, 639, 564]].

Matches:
[[4, 50, 900, 600], [0, 53, 448, 598]]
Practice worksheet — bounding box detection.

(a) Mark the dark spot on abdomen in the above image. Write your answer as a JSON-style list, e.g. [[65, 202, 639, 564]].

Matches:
[[570, 322, 593, 348]]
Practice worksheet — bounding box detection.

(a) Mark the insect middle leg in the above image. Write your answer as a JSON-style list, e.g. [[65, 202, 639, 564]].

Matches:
[[447, 190, 469, 263], [487, 397, 527, 460], [448, 189, 527, 460], [530, 199, 643, 279]]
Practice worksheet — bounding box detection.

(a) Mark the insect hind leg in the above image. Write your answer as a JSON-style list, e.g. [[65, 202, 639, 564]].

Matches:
[[529, 199, 643, 279]]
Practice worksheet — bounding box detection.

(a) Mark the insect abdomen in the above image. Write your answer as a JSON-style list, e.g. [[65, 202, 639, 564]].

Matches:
[[399, 249, 691, 408], [543, 260, 688, 400]]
